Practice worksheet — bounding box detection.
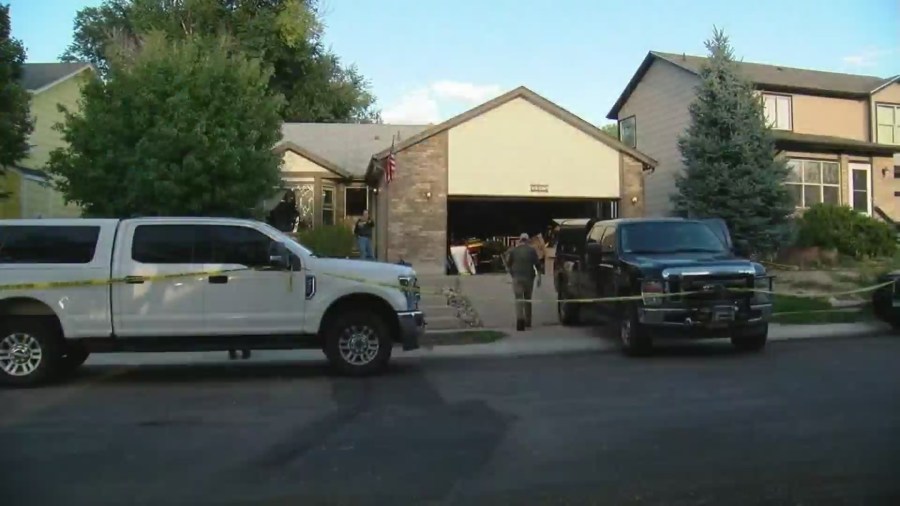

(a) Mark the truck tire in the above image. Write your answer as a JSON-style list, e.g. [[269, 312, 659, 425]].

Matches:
[[0, 317, 64, 387], [323, 310, 393, 376], [61, 341, 90, 374], [731, 324, 768, 352], [619, 305, 652, 356], [558, 289, 580, 326]]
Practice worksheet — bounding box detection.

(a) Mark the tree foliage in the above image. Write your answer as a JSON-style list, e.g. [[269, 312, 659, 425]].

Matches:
[[672, 28, 793, 255], [47, 33, 285, 217], [600, 123, 618, 139], [0, 3, 33, 170], [61, 0, 380, 122]]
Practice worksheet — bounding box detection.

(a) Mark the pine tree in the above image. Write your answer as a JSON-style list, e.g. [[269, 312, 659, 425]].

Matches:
[[672, 28, 793, 256]]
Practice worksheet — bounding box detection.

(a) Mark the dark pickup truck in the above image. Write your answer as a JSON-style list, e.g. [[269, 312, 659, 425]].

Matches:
[[553, 217, 774, 355]]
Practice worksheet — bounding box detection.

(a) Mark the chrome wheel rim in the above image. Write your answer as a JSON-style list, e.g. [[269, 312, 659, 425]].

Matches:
[[620, 318, 632, 347], [0, 333, 43, 377], [338, 325, 380, 365]]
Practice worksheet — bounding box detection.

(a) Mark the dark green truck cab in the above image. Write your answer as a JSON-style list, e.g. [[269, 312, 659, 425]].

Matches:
[[553, 217, 774, 355]]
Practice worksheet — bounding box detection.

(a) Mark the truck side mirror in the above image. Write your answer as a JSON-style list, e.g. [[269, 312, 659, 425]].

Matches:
[[268, 242, 292, 270], [586, 242, 604, 264]]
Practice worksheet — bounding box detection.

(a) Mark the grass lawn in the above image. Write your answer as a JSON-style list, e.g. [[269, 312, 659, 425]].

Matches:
[[771, 294, 874, 325], [421, 330, 508, 346]]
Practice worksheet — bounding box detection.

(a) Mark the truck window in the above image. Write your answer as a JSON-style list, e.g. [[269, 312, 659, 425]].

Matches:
[[208, 225, 274, 267], [0, 225, 100, 264], [600, 227, 617, 253], [132, 225, 211, 264], [619, 221, 727, 254], [587, 225, 604, 244]]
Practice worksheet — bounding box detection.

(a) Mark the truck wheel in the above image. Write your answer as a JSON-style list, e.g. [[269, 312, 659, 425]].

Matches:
[[324, 310, 393, 376], [731, 324, 768, 352], [0, 317, 64, 387], [619, 306, 652, 356], [61, 341, 90, 374], [558, 289, 580, 326]]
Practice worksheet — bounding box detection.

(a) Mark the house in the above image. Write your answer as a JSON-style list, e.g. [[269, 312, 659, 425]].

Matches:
[[0, 62, 94, 219], [276, 86, 657, 273], [607, 51, 900, 218]]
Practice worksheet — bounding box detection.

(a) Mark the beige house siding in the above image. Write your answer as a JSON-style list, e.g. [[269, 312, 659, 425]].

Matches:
[[787, 94, 868, 141], [616, 59, 698, 216], [447, 97, 621, 198], [282, 150, 339, 174]]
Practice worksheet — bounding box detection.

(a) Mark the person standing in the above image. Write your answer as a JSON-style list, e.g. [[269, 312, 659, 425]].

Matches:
[[267, 190, 299, 233], [504, 233, 542, 331], [354, 210, 375, 260]]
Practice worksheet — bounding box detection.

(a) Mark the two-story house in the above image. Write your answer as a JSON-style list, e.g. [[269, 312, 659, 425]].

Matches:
[[608, 51, 900, 219]]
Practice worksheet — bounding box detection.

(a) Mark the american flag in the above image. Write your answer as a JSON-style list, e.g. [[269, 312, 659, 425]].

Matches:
[[385, 138, 396, 184]]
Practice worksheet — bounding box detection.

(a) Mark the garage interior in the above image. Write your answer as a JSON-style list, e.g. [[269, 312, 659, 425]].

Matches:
[[447, 197, 619, 274]]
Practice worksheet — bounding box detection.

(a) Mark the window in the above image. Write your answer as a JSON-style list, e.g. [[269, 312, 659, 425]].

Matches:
[[132, 225, 211, 264], [876, 104, 900, 145], [620, 222, 727, 254], [322, 186, 335, 226], [0, 226, 100, 264], [894, 165, 900, 179], [618, 116, 636, 148], [600, 227, 617, 253], [763, 94, 792, 130], [587, 225, 604, 244], [849, 163, 871, 214], [785, 159, 840, 208], [345, 187, 368, 217], [209, 226, 274, 267]]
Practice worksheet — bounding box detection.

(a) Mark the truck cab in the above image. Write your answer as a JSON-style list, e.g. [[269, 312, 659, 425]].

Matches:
[[0, 218, 425, 385], [553, 217, 773, 355]]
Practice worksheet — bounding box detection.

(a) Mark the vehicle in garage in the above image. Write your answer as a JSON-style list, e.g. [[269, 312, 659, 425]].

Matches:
[[553, 217, 773, 355]]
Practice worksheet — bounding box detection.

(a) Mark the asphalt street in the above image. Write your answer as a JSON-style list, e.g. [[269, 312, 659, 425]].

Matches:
[[2, 336, 899, 506]]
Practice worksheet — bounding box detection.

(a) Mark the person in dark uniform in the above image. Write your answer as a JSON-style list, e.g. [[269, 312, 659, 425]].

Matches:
[[267, 190, 299, 233], [504, 233, 542, 331], [354, 209, 375, 260]]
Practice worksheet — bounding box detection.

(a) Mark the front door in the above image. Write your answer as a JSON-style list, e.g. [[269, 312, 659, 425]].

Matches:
[[202, 224, 305, 335], [849, 162, 872, 215]]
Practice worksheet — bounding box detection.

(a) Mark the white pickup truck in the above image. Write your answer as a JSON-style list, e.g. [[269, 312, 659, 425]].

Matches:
[[0, 217, 425, 386]]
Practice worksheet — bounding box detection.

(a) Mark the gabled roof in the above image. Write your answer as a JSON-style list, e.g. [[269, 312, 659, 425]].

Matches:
[[369, 86, 658, 169], [608, 51, 896, 119], [273, 141, 354, 179], [280, 123, 428, 178], [21, 62, 93, 93]]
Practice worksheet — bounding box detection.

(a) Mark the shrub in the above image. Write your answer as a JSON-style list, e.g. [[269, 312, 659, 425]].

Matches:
[[795, 204, 896, 258], [292, 225, 356, 258]]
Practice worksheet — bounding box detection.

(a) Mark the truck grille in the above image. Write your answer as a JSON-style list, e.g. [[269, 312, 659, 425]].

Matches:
[[669, 275, 753, 303]]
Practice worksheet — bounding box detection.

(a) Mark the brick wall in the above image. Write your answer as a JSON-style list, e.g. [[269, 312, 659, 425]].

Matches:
[[871, 155, 899, 220], [386, 131, 448, 274], [619, 153, 646, 218]]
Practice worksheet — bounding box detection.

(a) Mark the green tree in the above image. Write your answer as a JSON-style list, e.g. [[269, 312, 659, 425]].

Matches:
[[600, 123, 618, 139], [672, 28, 793, 255], [0, 3, 33, 172], [47, 33, 284, 217], [61, 0, 379, 123]]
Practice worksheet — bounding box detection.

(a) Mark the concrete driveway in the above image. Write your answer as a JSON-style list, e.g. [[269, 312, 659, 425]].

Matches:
[[456, 273, 561, 329]]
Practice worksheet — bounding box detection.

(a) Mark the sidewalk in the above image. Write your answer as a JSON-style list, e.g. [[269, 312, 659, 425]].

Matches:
[[83, 321, 893, 368]]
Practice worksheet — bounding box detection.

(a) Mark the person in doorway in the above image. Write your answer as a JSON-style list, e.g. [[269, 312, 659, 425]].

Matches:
[[354, 209, 375, 260], [268, 190, 299, 233], [503, 233, 542, 331]]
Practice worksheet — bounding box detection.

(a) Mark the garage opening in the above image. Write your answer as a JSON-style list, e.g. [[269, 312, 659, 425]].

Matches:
[[447, 197, 618, 274]]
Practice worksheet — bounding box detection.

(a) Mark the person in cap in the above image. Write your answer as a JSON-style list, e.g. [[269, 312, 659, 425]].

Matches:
[[503, 232, 542, 331]]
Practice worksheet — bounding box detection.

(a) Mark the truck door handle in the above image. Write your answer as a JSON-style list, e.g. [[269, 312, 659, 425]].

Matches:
[[208, 275, 229, 284], [124, 276, 145, 284]]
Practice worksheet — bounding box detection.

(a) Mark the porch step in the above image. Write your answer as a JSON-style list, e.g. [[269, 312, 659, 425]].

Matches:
[[420, 304, 458, 319], [425, 315, 470, 331]]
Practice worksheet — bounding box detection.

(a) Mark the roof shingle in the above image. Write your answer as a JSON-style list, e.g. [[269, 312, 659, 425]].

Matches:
[[20, 62, 92, 92]]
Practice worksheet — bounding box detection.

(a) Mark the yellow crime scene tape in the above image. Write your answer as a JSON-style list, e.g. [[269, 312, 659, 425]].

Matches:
[[0, 269, 895, 311]]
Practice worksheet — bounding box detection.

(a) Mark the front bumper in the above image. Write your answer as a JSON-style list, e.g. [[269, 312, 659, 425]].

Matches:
[[638, 302, 772, 338], [397, 310, 426, 351]]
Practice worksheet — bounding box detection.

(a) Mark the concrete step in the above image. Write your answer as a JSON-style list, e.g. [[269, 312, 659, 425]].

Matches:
[[426, 315, 469, 331], [420, 305, 457, 319]]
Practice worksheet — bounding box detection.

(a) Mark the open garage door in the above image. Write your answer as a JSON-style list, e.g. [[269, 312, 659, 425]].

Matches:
[[447, 197, 618, 274]]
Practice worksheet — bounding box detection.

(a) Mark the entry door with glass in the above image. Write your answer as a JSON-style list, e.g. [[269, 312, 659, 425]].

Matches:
[[849, 162, 872, 215]]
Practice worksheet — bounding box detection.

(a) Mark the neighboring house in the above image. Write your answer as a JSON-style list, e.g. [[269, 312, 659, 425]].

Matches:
[[277, 86, 657, 273], [608, 51, 900, 219], [0, 62, 94, 219]]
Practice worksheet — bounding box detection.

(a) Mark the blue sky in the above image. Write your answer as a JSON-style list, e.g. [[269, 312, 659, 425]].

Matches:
[[8, 0, 900, 125]]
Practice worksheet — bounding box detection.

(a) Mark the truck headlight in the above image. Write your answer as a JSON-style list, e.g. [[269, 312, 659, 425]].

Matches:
[[753, 276, 773, 302], [398, 275, 419, 310], [641, 280, 664, 306]]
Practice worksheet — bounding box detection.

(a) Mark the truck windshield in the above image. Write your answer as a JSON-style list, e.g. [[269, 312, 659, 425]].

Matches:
[[259, 223, 316, 257], [620, 221, 727, 254]]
